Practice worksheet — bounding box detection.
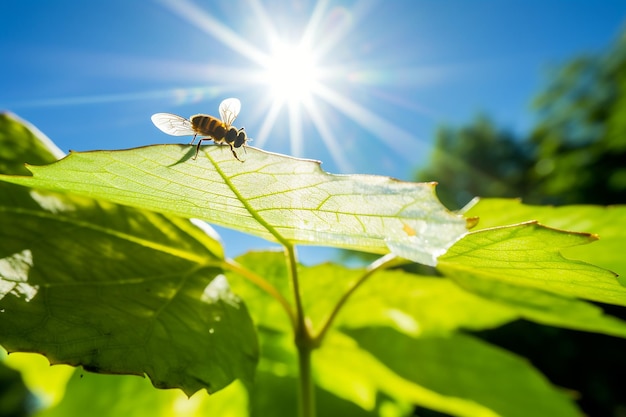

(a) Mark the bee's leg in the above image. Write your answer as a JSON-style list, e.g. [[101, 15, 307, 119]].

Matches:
[[189, 133, 198, 145], [230, 144, 243, 162], [193, 139, 205, 160]]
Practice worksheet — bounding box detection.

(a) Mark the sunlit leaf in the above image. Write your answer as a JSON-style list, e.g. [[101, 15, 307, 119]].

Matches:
[[302, 266, 516, 336], [0, 144, 469, 266], [227, 251, 294, 333], [0, 113, 258, 396], [348, 328, 580, 417], [2, 350, 249, 417], [1, 349, 74, 410], [448, 275, 626, 337], [229, 251, 516, 337], [315, 331, 505, 417], [250, 368, 411, 417], [0, 112, 64, 174], [439, 222, 626, 307], [465, 198, 626, 277], [229, 252, 561, 415]]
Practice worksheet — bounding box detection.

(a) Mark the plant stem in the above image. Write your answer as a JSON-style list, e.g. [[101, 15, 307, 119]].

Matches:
[[285, 244, 305, 328], [314, 253, 399, 345], [284, 244, 316, 417], [223, 258, 297, 330], [297, 341, 315, 417]]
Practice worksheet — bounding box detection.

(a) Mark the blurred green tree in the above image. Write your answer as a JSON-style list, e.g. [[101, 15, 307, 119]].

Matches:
[[416, 116, 534, 210], [530, 33, 626, 205], [417, 32, 626, 207]]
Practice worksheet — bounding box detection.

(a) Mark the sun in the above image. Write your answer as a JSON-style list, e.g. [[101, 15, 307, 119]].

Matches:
[[263, 42, 320, 103], [156, 0, 427, 172]]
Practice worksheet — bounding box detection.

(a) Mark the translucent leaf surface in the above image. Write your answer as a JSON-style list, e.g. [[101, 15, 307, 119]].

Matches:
[[0, 114, 258, 396], [439, 222, 626, 307], [1, 349, 74, 409], [0, 145, 469, 266], [348, 328, 580, 417], [230, 251, 515, 336], [315, 331, 505, 417], [228, 251, 598, 415], [0, 112, 64, 175], [2, 350, 249, 417], [447, 275, 626, 337], [465, 198, 626, 277], [250, 368, 411, 417], [231, 250, 626, 339], [301, 266, 516, 336]]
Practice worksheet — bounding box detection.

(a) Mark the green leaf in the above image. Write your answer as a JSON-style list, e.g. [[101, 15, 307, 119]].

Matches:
[[439, 222, 626, 307], [1, 349, 74, 409], [449, 199, 626, 336], [0, 114, 258, 396], [229, 252, 520, 414], [227, 251, 294, 333], [315, 331, 505, 417], [251, 323, 460, 416], [303, 266, 517, 336], [446, 274, 626, 337], [348, 328, 581, 417], [0, 145, 469, 266], [250, 368, 412, 417], [229, 251, 517, 337], [0, 112, 65, 174], [465, 198, 626, 277], [317, 259, 626, 340], [2, 350, 249, 417]]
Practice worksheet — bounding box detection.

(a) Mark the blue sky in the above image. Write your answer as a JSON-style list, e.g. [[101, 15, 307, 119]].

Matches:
[[2, 0, 625, 261]]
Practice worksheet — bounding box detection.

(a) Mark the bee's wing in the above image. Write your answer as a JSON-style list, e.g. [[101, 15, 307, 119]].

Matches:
[[219, 98, 241, 127], [151, 113, 196, 136]]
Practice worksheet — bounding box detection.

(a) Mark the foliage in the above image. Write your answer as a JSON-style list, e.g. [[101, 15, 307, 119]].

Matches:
[[1, 112, 626, 417], [415, 116, 534, 210], [530, 33, 626, 205], [417, 34, 626, 208]]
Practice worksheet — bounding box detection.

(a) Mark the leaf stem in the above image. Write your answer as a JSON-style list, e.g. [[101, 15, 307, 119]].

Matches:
[[285, 244, 316, 417], [313, 253, 399, 345], [285, 245, 306, 328], [297, 341, 315, 417], [223, 259, 298, 331]]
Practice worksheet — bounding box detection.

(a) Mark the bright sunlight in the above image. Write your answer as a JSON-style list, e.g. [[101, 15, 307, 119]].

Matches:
[[264, 42, 320, 103], [156, 0, 426, 172]]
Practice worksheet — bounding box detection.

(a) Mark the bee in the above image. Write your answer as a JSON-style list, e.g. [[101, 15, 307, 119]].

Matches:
[[151, 97, 249, 161]]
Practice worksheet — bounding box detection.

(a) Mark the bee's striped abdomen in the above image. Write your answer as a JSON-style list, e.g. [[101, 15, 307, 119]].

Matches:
[[190, 115, 227, 139]]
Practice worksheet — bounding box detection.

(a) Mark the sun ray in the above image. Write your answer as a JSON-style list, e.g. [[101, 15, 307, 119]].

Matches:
[[313, 82, 429, 159], [4, 87, 217, 109], [302, 98, 353, 172], [300, 0, 330, 51], [308, 7, 352, 60], [287, 101, 304, 157], [248, 0, 281, 43], [157, 0, 270, 66], [254, 99, 284, 148], [305, 0, 374, 61]]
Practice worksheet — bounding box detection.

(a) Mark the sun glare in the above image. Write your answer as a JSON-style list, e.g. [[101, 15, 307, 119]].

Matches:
[[155, 0, 428, 172], [264, 43, 319, 103]]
